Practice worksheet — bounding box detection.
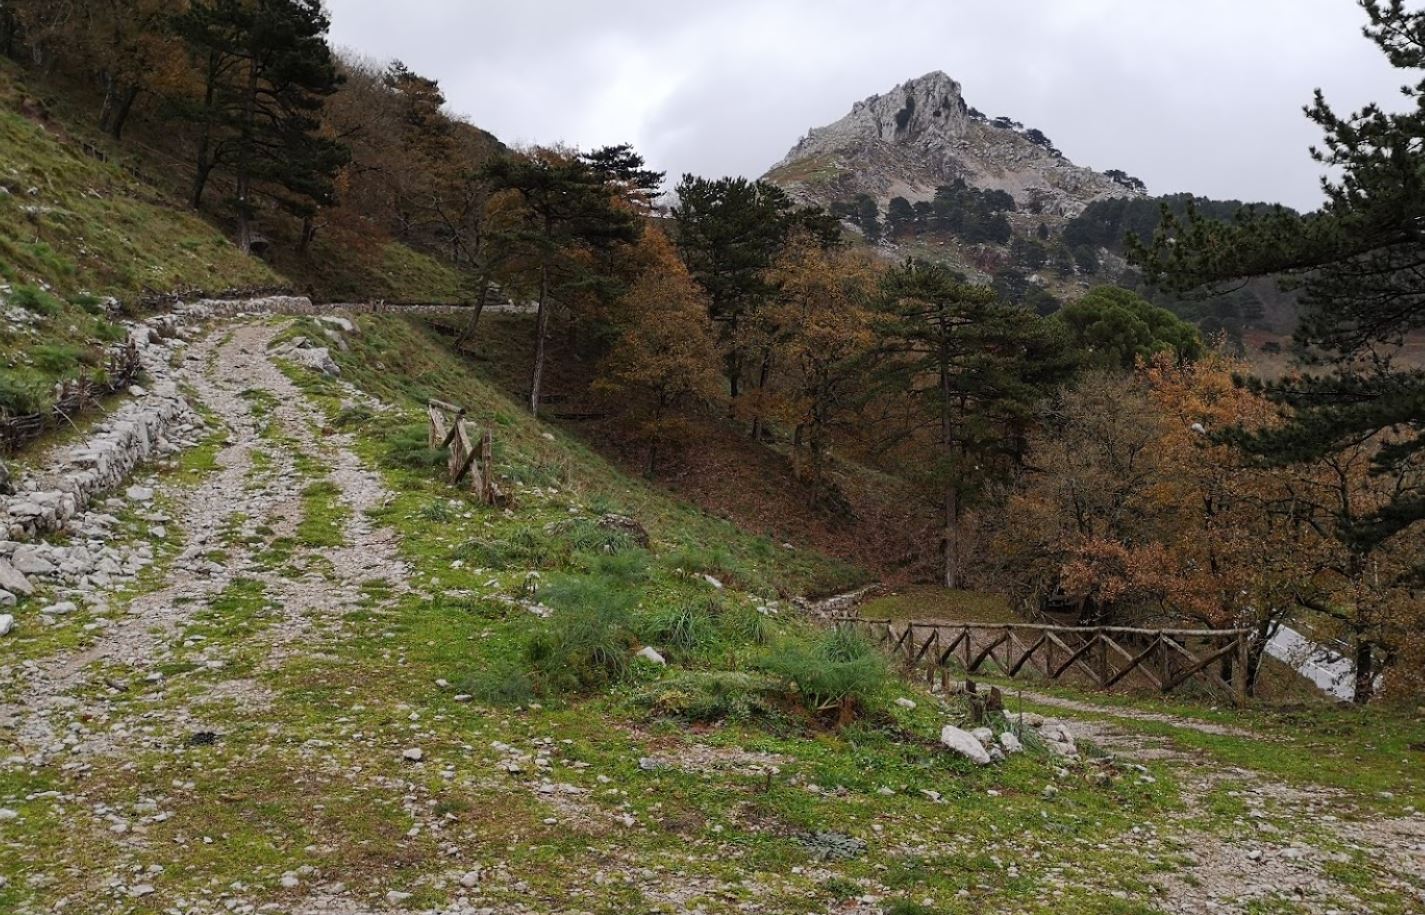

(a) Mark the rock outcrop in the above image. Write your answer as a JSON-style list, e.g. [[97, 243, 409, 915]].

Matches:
[[766, 71, 1139, 219]]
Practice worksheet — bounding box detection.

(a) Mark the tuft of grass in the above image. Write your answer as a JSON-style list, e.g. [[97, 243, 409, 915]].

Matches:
[[756, 627, 890, 726]]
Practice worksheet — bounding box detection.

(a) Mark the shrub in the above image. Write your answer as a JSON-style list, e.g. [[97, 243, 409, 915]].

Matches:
[[30, 343, 90, 376], [638, 600, 718, 655], [334, 403, 376, 429], [459, 661, 536, 707], [456, 527, 561, 570], [757, 628, 889, 727], [634, 670, 783, 724], [720, 604, 775, 646], [526, 574, 639, 691], [380, 422, 447, 471], [0, 370, 43, 416], [560, 516, 638, 554], [9, 284, 61, 316]]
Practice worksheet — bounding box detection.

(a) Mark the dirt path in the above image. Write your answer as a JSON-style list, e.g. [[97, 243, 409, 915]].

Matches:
[[0, 322, 422, 914], [1008, 689, 1425, 914], [0, 324, 407, 759]]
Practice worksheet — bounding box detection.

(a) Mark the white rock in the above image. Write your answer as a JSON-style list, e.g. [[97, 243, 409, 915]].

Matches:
[[999, 732, 1024, 754], [971, 727, 995, 747], [9, 549, 53, 577], [386, 890, 413, 904], [41, 601, 77, 616], [702, 574, 724, 589], [939, 725, 993, 765], [402, 747, 424, 762], [126, 485, 155, 503], [0, 560, 31, 596], [459, 869, 482, 888], [894, 697, 917, 710], [0, 614, 12, 636], [0, 808, 16, 820], [636, 645, 667, 665]]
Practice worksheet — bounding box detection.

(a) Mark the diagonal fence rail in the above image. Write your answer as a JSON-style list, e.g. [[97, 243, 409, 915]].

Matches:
[[837, 617, 1252, 707], [427, 399, 504, 506]]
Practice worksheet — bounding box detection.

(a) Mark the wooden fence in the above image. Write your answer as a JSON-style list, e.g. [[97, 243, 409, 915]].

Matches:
[[427, 399, 504, 505], [0, 342, 142, 454], [838, 617, 1252, 707]]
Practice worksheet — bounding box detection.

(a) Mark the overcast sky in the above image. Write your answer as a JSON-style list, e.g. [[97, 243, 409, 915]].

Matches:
[[326, 0, 1403, 211]]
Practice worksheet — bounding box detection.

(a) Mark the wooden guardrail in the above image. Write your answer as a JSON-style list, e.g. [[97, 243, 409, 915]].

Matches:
[[427, 399, 504, 505], [837, 617, 1252, 707]]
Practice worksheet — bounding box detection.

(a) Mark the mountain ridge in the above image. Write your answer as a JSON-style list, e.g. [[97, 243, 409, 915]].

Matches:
[[765, 70, 1142, 219]]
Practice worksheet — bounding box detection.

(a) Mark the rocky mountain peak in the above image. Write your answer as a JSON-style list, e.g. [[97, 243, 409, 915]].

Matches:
[[766, 72, 1140, 220]]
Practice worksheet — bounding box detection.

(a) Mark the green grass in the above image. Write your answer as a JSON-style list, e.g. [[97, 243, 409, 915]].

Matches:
[[0, 62, 277, 299]]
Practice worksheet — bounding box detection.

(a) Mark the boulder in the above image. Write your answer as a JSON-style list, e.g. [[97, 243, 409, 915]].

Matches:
[[939, 725, 992, 765], [10, 548, 54, 577], [0, 559, 33, 596], [999, 732, 1024, 754], [0, 613, 12, 636]]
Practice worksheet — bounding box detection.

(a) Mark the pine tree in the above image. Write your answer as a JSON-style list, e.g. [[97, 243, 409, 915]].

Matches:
[[595, 226, 720, 474], [672, 176, 798, 402], [175, 0, 349, 254], [580, 144, 665, 211], [1133, 0, 1425, 701], [483, 149, 640, 416], [876, 261, 1071, 587], [672, 175, 841, 412]]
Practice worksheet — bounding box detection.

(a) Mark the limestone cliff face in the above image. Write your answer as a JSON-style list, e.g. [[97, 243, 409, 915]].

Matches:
[[765, 71, 1138, 218]]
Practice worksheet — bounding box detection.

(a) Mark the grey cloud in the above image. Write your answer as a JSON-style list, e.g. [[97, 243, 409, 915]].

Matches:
[[326, 0, 1401, 210]]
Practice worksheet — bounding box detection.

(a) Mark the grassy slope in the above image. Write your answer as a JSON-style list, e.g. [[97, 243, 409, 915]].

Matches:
[[0, 62, 278, 299], [1, 58, 474, 307]]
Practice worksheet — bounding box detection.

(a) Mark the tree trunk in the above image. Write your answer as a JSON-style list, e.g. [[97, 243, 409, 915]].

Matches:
[[102, 82, 140, 140], [1352, 639, 1376, 705], [298, 214, 318, 254], [529, 266, 551, 416], [191, 52, 219, 210], [750, 352, 771, 440], [235, 54, 259, 255], [455, 281, 491, 348], [942, 485, 960, 589]]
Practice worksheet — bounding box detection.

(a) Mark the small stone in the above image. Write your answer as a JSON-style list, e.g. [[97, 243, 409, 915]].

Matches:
[[126, 486, 155, 503], [42, 601, 77, 616], [0, 808, 17, 820], [0, 614, 12, 636], [636, 646, 666, 666], [894, 697, 917, 710], [402, 747, 424, 762], [459, 869, 482, 888], [129, 883, 155, 897], [999, 732, 1024, 754], [385, 890, 413, 904]]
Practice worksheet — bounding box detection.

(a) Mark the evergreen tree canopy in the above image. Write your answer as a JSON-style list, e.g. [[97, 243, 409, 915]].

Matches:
[[875, 260, 1071, 586], [580, 143, 666, 209], [1132, 0, 1425, 550], [1056, 286, 1204, 371], [175, 0, 349, 253]]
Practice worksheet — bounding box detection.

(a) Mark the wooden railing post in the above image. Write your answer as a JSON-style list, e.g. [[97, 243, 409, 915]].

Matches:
[[1233, 632, 1250, 708]]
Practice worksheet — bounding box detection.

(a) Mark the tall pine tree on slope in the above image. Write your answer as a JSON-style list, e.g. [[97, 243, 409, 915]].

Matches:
[[175, 0, 348, 254]]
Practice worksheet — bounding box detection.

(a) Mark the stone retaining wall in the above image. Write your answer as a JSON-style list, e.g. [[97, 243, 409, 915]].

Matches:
[[0, 315, 207, 542]]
